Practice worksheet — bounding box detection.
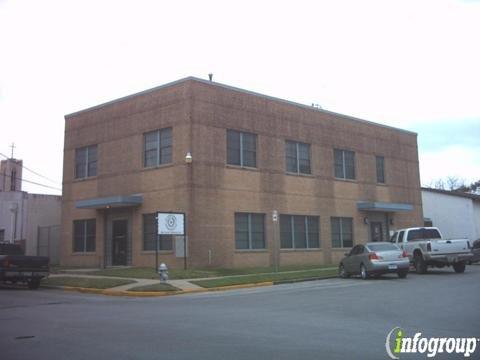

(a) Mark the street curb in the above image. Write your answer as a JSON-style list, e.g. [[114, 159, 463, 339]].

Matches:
[[42, 281, 275, 297], [41, 275, 337, 297], [273, 275, 339, 285], [205, 281, 274, 291]]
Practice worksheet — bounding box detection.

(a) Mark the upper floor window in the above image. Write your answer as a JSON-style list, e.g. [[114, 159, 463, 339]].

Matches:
[[73, 219, 96, 252], [235, 213, 265, 250], [227, 130, 257, 167], [10, 169, 16, 191], [334, 149, 355, 180], [280, 215, 320, 249], [75, 145, 97, 179], [144, 127, 172, 168], [286, 141, 311, 174], [376, 156, 385, 183]]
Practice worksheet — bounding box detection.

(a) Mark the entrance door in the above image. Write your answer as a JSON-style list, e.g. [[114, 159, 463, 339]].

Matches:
[[370, 222, 383, 242], [112, 220, 128, 266]]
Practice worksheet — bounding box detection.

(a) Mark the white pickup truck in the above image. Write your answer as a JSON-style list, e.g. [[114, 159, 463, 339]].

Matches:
[[390, 227, 472, 274]]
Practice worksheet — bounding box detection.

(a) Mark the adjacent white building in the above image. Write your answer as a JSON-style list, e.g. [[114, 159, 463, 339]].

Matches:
[[421, 187, 480, 243], [0, 158, 61, 262]]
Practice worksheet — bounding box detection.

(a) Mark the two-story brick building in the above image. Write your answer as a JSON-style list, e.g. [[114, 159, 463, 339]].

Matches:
[[61, 77, 423, 269]]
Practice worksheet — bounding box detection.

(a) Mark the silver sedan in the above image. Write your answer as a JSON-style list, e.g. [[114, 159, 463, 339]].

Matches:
[[339, 242, 410, 279]]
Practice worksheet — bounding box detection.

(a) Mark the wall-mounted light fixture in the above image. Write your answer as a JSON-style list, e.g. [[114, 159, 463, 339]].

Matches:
[[185, 152, 192, 164], [363, 217, 369, 225]]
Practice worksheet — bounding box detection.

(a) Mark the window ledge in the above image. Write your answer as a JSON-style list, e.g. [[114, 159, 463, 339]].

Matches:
[[71, 252, 97, 256], [280, 248, 322, 252], [286, 172, 314, 178], [140, 250, 174, 255], [226, 164, 258, 172], [376, 182, 387, 186], [235, 249, 268, 253], [331, 247, 353, 250], [73, 176, 97, 183], [142, 163, 174, 172], [334, 177, 357, 183]]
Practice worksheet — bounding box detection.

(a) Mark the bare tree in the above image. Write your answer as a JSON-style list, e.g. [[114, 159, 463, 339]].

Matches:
[[428, 177, 479, 194], [445, 176, 466, 191]]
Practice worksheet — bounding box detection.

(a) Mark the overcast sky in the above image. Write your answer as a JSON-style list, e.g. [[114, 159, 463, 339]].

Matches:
[[1, 0, 479, 195]]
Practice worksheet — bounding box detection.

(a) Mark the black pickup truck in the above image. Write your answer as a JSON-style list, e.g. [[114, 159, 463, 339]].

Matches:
[[0, 243, 49, 289]]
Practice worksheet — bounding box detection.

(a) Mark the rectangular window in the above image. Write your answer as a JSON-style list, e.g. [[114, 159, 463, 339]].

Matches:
[[73, 219, 96, 252], [331, 217, 353, 248], [285, 141, 311, 174], [10, 170, 16, 191], [280, 215, 320, 249], [235, 213, 265, 249], [0, 229, 4, 242], [143, 128, 172, 168], [227, 130, 257, 167], [334, 149, 355, 180], [142, 214, 173, 251], [75, 145, 97, 179], [376, 156, 385, 183]]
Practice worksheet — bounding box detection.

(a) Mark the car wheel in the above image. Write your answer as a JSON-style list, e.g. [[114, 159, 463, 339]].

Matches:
[[360, 264, 368, 280], [414, 253, 427, 274], [339, 264, 349, 278], [453, 261, 466, 273], [27, 279, 41, 290], [397, 271, 408, 279]]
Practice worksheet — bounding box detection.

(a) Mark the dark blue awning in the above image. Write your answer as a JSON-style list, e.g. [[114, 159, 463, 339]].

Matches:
[[357, 201, 413, 212], [76, 195, 143, 209]]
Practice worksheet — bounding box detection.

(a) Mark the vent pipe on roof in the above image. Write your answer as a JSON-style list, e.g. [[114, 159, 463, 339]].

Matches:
[[208, 73, 213, 82]]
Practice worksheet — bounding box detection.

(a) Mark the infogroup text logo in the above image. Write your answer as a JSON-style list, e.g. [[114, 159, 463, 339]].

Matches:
[[385, 327, 479, 359]]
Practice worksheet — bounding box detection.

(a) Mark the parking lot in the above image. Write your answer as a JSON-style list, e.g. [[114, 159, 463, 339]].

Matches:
[[1, 265, 479, 360]]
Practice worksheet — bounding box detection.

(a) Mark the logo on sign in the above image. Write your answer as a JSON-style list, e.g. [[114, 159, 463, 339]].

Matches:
[[165, 215, 177, 231]]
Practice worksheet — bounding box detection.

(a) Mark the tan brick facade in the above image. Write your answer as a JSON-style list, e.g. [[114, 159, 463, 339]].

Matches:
[[61, 77, 423, 269]]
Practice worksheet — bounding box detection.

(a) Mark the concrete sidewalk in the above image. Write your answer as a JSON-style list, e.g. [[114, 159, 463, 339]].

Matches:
[[48, 273, 203, 292]]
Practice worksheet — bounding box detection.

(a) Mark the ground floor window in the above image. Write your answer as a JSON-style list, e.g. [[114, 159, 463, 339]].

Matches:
[[280, 215, 320, 249], [73, 219, 96, 252], [143, 214, 173, 251], [235, 213, 265, 249], [331, 217, 353, 248]]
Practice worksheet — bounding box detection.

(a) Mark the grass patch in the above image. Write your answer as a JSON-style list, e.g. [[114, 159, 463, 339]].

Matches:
[[42, 277, 135, 289], [72, 264, 335, 280], [49, 265, 97, 274], [210, 264, 334, 276], [191, 268, 338, 288], [128, 283, 179, 292]]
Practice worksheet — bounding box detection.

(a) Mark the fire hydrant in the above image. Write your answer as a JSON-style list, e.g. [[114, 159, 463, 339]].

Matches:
[[158, 263, 169, 282]]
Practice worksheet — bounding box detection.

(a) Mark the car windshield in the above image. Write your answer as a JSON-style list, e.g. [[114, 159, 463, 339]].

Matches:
[[407, 228, 441, 241], [367, 243, 399, 252]]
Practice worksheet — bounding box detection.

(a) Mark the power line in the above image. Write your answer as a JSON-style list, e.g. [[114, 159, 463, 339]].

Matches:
[[0, 152, 61, 185], [0, 172, 62, 192]]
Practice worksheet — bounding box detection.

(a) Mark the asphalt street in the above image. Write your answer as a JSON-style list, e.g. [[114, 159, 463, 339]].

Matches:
[[1, 265, 479, 360]]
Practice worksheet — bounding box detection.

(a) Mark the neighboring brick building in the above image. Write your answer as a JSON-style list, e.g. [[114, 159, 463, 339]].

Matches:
[[61, 77, 423, 269]]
